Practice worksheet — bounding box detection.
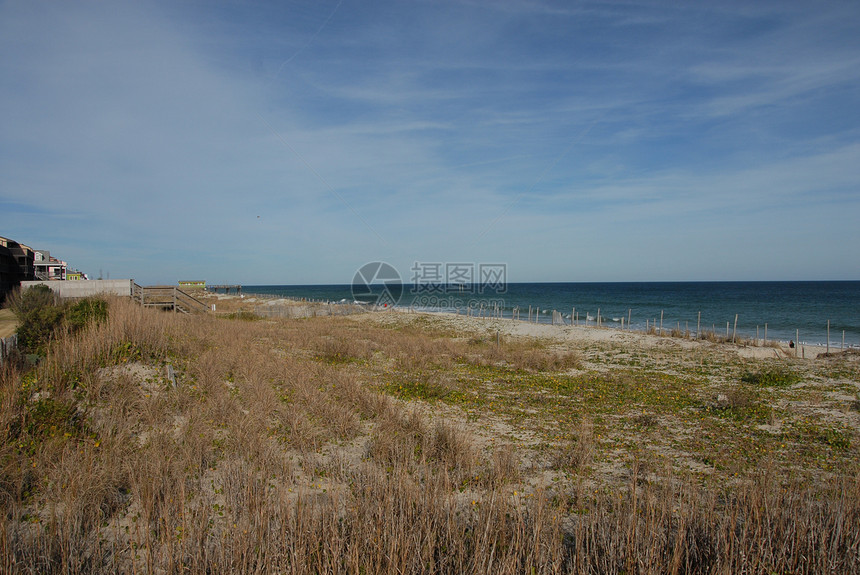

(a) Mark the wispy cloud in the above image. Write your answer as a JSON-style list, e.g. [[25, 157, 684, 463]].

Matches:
[[1, 0, 858, 283]]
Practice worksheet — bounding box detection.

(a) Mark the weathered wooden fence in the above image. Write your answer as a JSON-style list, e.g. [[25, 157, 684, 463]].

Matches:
[[0, 334, 17, 365]]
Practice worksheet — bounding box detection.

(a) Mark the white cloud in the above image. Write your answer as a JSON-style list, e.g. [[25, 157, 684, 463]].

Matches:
[[2, 0, 858, 283]]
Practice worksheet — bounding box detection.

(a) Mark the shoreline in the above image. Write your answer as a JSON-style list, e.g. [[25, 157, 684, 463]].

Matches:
[[236, 281, 860, 349], [382, 307, 835, 361], [200, 291, 841, 360], [418, 307, 851, 352]]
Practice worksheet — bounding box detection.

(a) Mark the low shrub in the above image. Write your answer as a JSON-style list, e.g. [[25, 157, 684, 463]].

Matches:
[[65, 297, 108, 331], [226, 310, 260, 321], [741, 367, 801, 387], [6, 287, 109, 355], [7, 286, 65, 355]]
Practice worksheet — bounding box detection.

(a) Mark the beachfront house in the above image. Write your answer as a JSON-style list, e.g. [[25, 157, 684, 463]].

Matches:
[[34, 250, 67, 281]]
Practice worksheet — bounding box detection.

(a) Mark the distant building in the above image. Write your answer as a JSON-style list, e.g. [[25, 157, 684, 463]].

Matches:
[[0, 236, 35, 280], [0, 235, 35, 302], [0, 237, 88, 301], [34, 250, 67, 281], [179, 280, 206, 289]]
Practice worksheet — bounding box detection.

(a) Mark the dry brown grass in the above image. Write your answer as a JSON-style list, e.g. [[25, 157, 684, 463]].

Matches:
[[0, 309, 18, 339], [460, 336, 582, 372], [555, 417, 595, 473], [1, 298, 859, 573]]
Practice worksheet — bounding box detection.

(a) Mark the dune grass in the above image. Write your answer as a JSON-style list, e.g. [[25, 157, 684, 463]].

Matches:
[[1, 298, 858, 573]]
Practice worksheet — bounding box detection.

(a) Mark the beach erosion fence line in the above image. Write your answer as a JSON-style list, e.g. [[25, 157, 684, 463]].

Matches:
[[241, 291, 855, 350], [456, 304, 857, 352]]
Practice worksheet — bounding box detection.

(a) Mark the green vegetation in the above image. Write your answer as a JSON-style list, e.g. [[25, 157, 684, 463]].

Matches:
[[65, 297, 108, 331], [5, 285, 108, 355], [6, 285, 65, 354], [741, 366, 802, 387]]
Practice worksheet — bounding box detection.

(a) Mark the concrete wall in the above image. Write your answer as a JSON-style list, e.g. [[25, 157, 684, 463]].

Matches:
[[20, 279, 134, 298]]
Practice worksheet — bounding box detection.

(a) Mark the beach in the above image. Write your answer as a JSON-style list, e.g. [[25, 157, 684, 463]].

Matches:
[[242, 281, 860, 348], [199, 289, 835, 359], [194, 290, 855, 490], [2, 294, 858, 573]]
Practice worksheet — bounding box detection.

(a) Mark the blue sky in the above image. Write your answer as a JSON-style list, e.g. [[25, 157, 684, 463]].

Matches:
[[2, 0, 859, 285]]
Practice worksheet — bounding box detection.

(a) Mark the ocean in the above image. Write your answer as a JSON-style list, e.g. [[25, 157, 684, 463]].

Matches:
[[241, 281, 860, 348]]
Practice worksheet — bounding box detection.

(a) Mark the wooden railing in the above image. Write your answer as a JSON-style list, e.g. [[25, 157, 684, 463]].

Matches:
[[132, 284, 208, 314]]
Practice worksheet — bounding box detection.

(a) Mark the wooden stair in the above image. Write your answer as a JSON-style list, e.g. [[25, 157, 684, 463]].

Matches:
[[132, 284, 208, 314]]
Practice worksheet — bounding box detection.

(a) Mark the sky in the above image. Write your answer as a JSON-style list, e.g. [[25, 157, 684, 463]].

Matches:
[[1, 0, 859, 285]]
